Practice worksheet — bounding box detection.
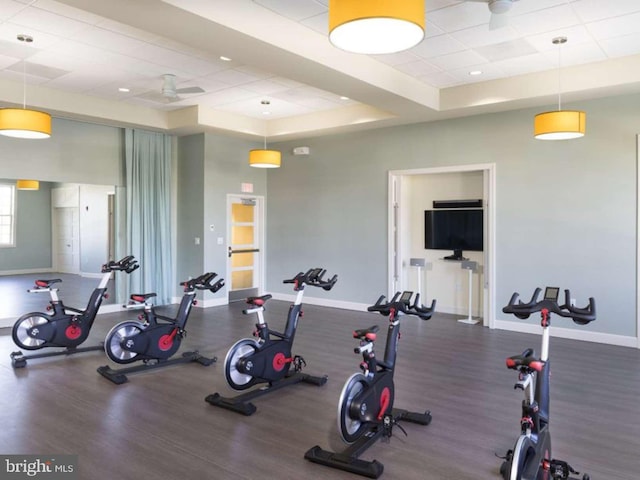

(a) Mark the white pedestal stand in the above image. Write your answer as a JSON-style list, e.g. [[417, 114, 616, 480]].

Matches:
[[458, 260, 479, 325], [409, 258, 431, 300]]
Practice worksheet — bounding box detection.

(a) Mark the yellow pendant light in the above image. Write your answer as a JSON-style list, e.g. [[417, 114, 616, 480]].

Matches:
[[16, 180, 39, 190], [329, 0, 425, 54], [249, 137, 281, 169], [534, 37, 585, 140], [0, 34, 51, 140]]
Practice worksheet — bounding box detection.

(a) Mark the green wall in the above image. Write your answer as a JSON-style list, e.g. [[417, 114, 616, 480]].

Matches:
[[0, 181, 52, 271], [268, 93, 638, 337]]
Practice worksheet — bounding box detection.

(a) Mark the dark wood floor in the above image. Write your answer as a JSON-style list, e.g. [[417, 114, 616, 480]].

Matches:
[[0, 298, 638, 479]]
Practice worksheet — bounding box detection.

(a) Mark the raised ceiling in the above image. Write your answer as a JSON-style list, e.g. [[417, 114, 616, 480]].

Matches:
[[1, 0, 640, 140]]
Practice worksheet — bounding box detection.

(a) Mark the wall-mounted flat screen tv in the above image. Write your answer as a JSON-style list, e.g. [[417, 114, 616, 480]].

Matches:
[[424, 209, 483, 259]]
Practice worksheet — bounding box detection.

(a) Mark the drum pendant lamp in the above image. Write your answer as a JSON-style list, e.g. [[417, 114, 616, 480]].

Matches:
[[329, 0, 425, 54]]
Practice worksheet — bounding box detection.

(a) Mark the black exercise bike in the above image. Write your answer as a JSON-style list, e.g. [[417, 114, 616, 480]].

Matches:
[[305, 290, 436, 479], [206, 268, 337, 415], [10, 255, 139, 368], [499, 287, 595, 480], [97, 272, 224, 384]]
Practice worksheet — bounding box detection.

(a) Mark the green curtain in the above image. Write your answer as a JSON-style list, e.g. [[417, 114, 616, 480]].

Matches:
[[125, 128, 173, 305]]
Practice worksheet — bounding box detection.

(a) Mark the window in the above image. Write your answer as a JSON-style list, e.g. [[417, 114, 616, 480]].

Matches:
[[0, 184, 16, 247]]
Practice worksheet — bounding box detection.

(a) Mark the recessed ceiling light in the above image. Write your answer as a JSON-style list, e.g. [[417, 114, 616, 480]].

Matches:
[[262, 111, 271, 116], [469, 70, 483, 76], [220, 56, 232, 62], [340, 96, 350, 100], [118, 87, 130, 93]]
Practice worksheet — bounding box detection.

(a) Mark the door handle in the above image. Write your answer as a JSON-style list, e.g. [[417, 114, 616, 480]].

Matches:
[[228, 247, 260, 258]]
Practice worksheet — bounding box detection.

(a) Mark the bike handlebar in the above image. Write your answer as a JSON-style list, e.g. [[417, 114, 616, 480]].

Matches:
[[282, 268, 338, 291], [181, 272, 225, 293], [102, 255, 139, 274], [502, 288, 596, 325], [367, 291, 436, 321]]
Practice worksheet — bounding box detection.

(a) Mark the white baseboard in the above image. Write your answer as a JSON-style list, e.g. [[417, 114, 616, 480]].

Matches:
[[494, 319, 637, 348], [0, 268, 53, 276], [80, 272, 104, 279], [195, 297, 227, 309], [437, 304, 483, 317]]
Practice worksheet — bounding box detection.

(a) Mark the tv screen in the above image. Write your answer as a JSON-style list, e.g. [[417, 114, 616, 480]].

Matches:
[[424, 209, 483, 252]]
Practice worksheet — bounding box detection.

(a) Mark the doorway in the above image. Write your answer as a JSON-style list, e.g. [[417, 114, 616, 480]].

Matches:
[[226, 194, 265, 303], [388, 164, 496, 328]]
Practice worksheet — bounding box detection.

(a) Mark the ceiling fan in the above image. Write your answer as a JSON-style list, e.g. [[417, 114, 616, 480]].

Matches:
[[137, 74, 205, 104], [160, 73, 204, 101], [466, 0, 521, 30]]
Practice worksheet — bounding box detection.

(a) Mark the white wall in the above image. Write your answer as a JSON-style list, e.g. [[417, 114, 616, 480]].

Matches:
[[79, 184, 114, 274], [404, 172, 484, 316]]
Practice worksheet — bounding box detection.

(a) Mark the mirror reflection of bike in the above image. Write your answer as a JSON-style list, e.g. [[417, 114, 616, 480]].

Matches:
[[206, 268, 337, 416], [305, 291, 436, 479], [499, 287, 595, 480], [97, 272, 224, 384], [10, 256, 139, 368]]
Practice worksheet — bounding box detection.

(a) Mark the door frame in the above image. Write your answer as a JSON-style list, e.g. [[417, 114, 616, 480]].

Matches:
[[388, 163, 496, 328], [226, 193, 266, 303]]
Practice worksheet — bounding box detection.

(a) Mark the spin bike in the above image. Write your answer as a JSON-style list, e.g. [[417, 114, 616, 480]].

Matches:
[[499, 287, 595, 480], [10, 256, 139, 368], [97, 272, 224, 384], [206, 268, 337, 415], [305, 290, 436, 479]]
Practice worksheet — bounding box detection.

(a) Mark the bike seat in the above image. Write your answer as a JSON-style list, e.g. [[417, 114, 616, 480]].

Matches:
[[353, 325, 379, 341], [130, 293, 156, 303], [506, 348, 544, 372], [246, 294, 272, 307], [34, 279, 62, 288]]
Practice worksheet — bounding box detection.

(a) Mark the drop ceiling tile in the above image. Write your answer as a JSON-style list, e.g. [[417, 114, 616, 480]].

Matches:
[[426, 0, 460, 12], [474, 38, 538, 62], [448, 62, 506, 82], [300, 12, 328, 34], [0, 22, 60, 49], [411, 34, 466, 59], [586, 11, 640, 41], [133, 44, 220, 77], [0, 0, 27, 21], [451, 24, 520, 49], [10, 6, 93, 38], [509, 4, 580, 37], [243, 79, 292, 95], [493, 52, 555, 77], [540, 41, 607, 67], [424, 21, 445, 40], [0, 52, 19, 69], [429, 49, 488, 71], [26, 50, 91, 72], [0, 68, 49, 85], [6, 60, 69, 79], [571, 0, 640, 23], [29, 0, 103, 25], [209, 68, 263, 86], [253, 0, 326, 21], [372, 51, 421, 67], [590, 33, 640, 59], [393, 60, 441, 77], [196, 87, 258, 106], [418, 71, 460, 89], [526, 25, 593, 52], [68, 26, 149, 57], [0, 37, 38, 59], [510, 0, 569, 17], [427, 2, 490, 32]]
